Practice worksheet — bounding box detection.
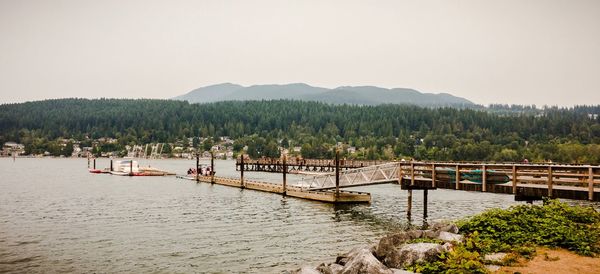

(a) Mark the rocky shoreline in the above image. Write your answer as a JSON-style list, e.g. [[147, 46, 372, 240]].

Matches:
[[289, 200, 600, 274], [289, 222, 503, 274]]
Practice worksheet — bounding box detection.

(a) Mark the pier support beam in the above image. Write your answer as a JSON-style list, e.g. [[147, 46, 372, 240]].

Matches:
[[547, 166, 553, 197], [482, 165, 487, 192], [211, 151, 215, 184], [455, 165, 460, 190], [196, 154, 200, 182], [240, 154, 245, 189], [410, 162, 415, 186], [407, 189, 412, 223], [512, 165, 517, 194], [589, 167, 595, 201], [283, 155, 287, 196], [335, 150, 340, 198], [431, 164, 436, 188], [423, 189, 428, 229]]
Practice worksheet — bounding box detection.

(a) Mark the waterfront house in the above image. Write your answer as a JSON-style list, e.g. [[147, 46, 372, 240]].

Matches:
[[2, 142, 25, 156]]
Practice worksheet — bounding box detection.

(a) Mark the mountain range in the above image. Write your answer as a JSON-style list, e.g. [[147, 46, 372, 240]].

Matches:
[[173, 83, 474, 107]]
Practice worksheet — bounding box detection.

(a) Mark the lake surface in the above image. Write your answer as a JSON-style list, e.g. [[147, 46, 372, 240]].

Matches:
[[1, 157, 589, 273]]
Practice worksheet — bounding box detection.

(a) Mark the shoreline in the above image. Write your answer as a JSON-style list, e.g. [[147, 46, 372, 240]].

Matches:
[[291, 200, 600, 273]]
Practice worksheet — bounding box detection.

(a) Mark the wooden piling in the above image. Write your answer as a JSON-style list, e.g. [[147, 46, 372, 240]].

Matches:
[[407, 189, 413, 222], [240, 154, 245, 188], [93, 158, 96, 170], [335, 151, 340, 198], [196, 154, 200, 182], [482, 164, 487, 192], [110, 159, 113, 171], [455, 165, 460, 190], [589, 167, 595, 201], [410, 162, 415, 186], [431, 164, 436, 188], [547, 166, 553, 197], [423, 189, 428, 227], [129, 160, 133, 175], [211, 151, 215, 183], [283, 155, 287, 196], [512, 165, 517, 194]]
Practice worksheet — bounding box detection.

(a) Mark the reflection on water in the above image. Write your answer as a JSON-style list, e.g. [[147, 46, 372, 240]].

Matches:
[[1, 158, 596, 273]]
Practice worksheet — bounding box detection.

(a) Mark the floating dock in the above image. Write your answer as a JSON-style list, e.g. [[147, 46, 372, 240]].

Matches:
[[180, 175, 371, 203]]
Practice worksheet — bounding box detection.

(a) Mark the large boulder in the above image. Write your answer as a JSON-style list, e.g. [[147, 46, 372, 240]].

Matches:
[[341, 246, 393, 274], [437, 231, 464, 243], [383, 243, 446, 269], [375, 230, 423, 259]]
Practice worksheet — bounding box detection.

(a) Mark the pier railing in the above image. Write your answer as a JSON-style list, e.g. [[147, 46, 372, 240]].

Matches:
[[235, 157, 390, 172], [297, 161, 600, 201]]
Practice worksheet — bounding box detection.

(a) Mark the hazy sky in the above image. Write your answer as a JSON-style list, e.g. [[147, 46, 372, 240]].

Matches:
[[1, 0, 599, 106]]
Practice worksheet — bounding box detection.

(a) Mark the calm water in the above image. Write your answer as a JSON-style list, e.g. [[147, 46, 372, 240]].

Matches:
[[0, 157, 570, 273]]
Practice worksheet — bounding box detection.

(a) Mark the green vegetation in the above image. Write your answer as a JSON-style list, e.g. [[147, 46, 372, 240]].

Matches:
[[408, 200, 600, 273], [458, 199, 600, 256], [407, 244, 488, 274], [1, 99, 599, 162]]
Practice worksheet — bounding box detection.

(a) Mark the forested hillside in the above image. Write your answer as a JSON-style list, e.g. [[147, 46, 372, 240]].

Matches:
[[1, 99, 599, 163], [174, 83, 475, 107]]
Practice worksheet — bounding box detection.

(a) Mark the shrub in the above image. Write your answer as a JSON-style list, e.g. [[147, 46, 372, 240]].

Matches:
[[458, 199, 600, 256]]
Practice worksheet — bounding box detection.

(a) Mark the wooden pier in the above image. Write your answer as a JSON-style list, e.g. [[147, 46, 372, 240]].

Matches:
[[397, 162, 600, 202], [184, 154, 600, 206], [181, 153, 370, 203]]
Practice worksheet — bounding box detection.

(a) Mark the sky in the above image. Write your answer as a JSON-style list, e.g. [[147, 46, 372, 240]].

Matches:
[[1, 0, 599, 106]]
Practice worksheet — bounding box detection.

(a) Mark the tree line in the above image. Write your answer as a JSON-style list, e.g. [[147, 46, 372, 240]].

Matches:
[[0, 98, 599, 163]]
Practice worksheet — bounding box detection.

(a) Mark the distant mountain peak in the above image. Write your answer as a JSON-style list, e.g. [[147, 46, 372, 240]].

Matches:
[[173, 83, 474, 107]]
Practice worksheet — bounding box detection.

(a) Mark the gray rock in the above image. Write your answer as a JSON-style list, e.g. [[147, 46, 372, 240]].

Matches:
[[317, 263, 344, 274], [384, 243, 446, 269], [375, 231, 420, 259], [341, 246, 393, 274], [369, 243, 378, 254], [291, 266, 321, 274], [484, 252, 508, 264], [390, 269, 417, 274], [329, 263, 344, 274], [406, 230, 424, 239], [421, 229, 441, 239], [437, 231, 464, 243], [430, 222, 459, 234], [336, 255, 348, 266]]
